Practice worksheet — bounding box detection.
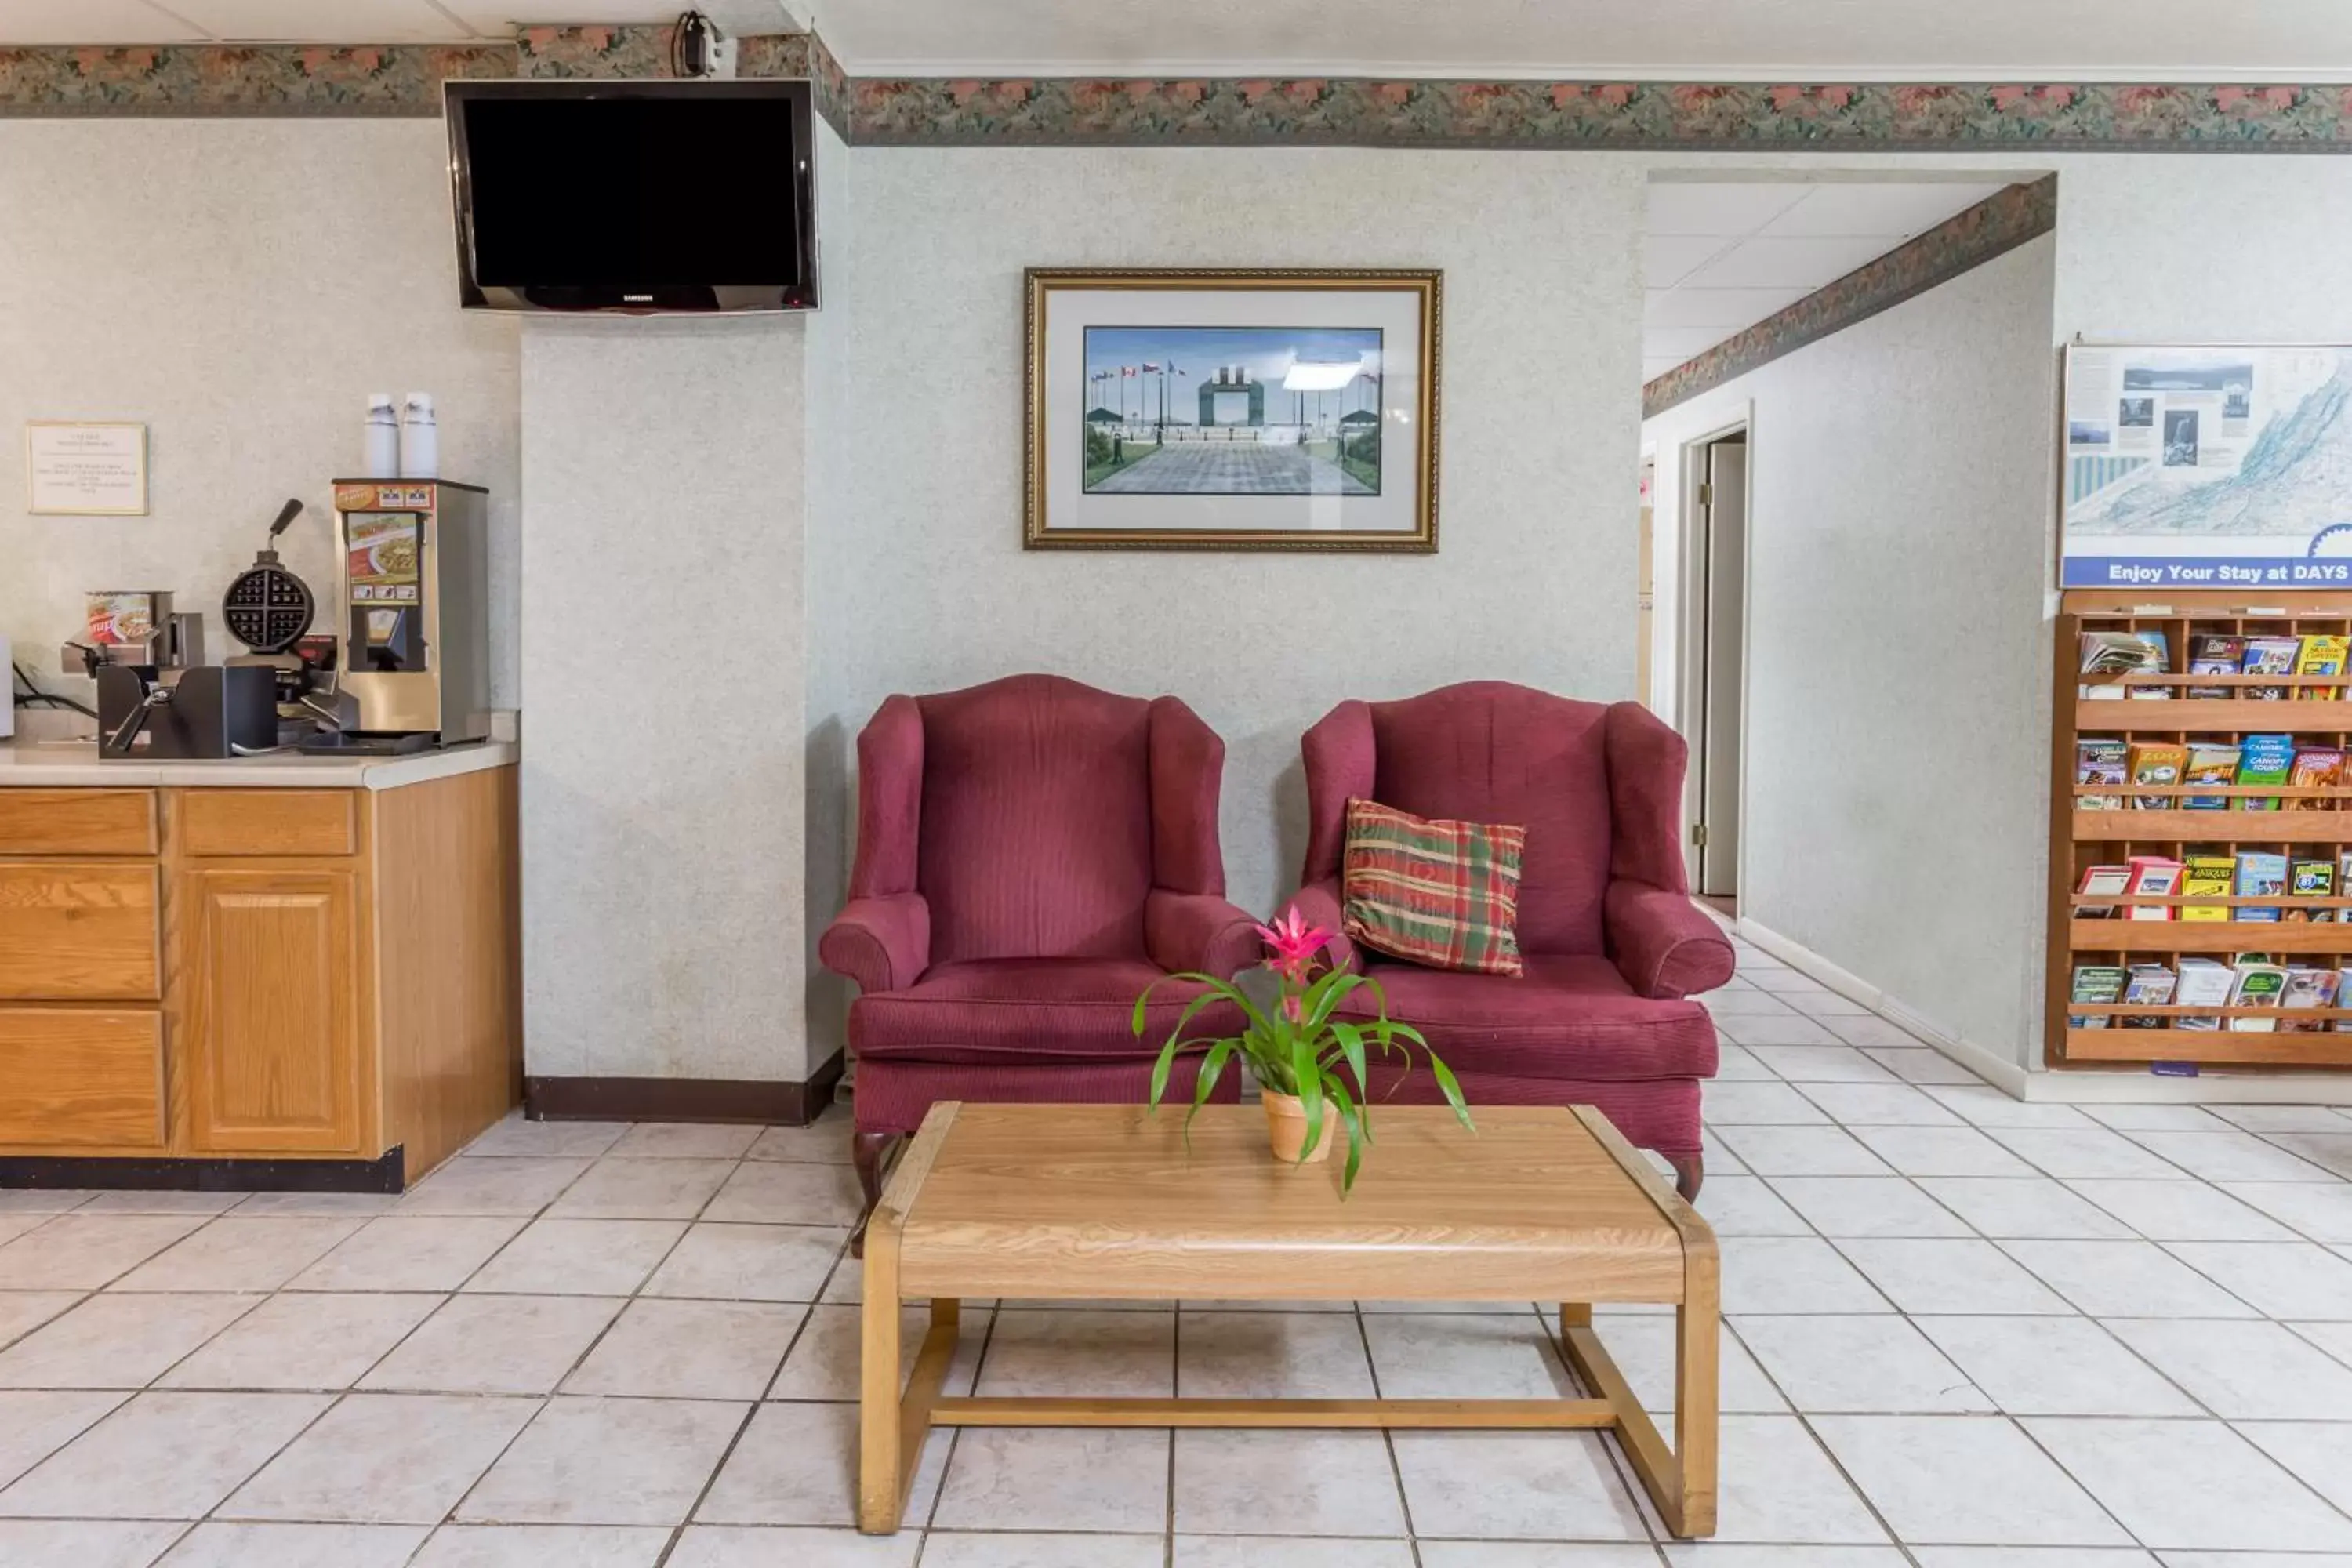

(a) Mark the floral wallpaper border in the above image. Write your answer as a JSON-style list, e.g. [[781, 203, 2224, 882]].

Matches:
[[1642, 174, 2060, 419], [0, 27, 844, 132], [840, 79, 2352, 150], [0, 44, 514, 115], [1, 45, 2346, 155]]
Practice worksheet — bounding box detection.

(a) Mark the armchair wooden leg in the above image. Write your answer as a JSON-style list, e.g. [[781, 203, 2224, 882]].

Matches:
[[850, 1131, 900, 1260], [1669, 1152, 1704, 1203]]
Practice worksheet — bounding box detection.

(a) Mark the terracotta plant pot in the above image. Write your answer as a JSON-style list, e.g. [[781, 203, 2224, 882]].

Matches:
[[1261, 1090, 1336, 1164]]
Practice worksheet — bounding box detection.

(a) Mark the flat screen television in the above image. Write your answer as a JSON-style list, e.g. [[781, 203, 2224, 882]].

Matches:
[[445, 78, 818, 314]]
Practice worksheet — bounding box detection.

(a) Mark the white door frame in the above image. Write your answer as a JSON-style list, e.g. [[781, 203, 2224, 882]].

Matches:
[[1675, 412, 1754, 897]]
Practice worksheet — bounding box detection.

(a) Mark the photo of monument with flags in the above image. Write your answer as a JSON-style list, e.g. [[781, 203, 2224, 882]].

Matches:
[[1081, 325, 1384, 495]]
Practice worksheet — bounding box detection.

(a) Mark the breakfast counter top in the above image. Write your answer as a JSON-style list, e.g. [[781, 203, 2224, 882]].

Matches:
[[0, 737, 517, 789]]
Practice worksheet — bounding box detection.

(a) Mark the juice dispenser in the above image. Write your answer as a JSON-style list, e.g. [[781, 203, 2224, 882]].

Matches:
[[328, 479, 491, 748]]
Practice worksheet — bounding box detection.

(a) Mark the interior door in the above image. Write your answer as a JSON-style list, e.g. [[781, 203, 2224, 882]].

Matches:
[[1697, 438, 1747, 898]]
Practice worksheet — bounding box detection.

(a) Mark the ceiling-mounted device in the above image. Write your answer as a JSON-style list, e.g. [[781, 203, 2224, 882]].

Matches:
[[672, 9, 739, 78], [222, 497, 315, 655], [445, 78, 818, 314]]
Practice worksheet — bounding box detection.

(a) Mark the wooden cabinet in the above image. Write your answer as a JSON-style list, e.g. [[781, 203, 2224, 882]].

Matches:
[[0, 790, 156, 855], [0, 1010, 165, 1149], [0, 862, 160, 1000], [180, 790, 355, 858], [0, 766, 517, 1184], [181, 867, 362, 1154]]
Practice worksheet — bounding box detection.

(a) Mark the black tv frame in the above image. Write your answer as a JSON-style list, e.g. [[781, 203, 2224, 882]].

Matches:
[[444, 78, 819, 314]]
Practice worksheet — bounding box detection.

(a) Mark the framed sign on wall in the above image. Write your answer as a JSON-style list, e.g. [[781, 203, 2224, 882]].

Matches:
[[1024, 268, 1440, 552], [24, 421, 149, 516], [2060, 343, 2352, 590]]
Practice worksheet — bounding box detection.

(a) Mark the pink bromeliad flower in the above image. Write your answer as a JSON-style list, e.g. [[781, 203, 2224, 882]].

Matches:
[[1255, 906, 1333, 985]]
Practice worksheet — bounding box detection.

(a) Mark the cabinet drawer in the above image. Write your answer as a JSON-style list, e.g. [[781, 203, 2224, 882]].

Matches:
[[180, 790, 356, 858], [0, 1009, 165, 1149], [0, 790, 157, 855], [0, 863, 161, 1000]]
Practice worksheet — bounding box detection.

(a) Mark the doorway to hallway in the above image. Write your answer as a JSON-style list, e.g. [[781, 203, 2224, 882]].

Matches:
[[1682, 425, 1748, 903]]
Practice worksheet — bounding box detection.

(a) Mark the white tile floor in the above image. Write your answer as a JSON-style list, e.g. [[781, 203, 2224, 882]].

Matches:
[[3, 935, 2352, 1565]]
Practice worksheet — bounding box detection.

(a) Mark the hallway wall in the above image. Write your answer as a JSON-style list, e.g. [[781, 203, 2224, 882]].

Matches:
[[1643, 234, 2059, 1069]]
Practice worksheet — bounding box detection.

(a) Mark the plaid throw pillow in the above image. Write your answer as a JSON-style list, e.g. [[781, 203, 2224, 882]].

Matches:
[[1340, 797, 1527, 977]]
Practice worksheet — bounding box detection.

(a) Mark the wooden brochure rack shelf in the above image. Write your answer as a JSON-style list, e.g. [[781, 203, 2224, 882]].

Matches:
[[2049, 590, 2352, 1070]]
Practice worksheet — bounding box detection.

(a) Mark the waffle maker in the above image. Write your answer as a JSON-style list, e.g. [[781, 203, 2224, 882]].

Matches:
[[223, 499, 314, 654], [220, 498, 350, 740]]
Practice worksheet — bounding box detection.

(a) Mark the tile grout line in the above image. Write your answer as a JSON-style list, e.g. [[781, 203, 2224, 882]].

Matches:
[[1718, 1313, 1929, 1566], [1163, 1305, 1179, 1568], [437, 1139, 746, 1540], [4, 1022, 2350, 1559], [279, 1127, 615, 1552]]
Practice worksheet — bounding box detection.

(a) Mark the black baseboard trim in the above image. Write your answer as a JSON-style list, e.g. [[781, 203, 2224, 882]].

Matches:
[[525, 1052, 844, 1127], [0, 1149, 406, 1195]]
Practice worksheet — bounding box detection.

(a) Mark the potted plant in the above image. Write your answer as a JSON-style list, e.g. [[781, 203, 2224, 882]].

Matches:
[[1132, 906, 1472, 1189]]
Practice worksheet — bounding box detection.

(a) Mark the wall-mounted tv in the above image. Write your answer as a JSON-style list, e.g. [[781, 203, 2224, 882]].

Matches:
[[445, 78, 818, 314]]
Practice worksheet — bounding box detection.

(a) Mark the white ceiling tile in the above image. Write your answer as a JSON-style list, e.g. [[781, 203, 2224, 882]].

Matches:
[[1645, 235, 1731, 290], [1681, 234, 1897, 290], [1645, 182, 1811, 238], [1759, 182, 2011, 240], [1643, 326, 1737, 362], [1643, 357, 1686, 381], [165, 0, 485, 40], [1645, 285, 1809, 330], [0, 0, 205, 42]]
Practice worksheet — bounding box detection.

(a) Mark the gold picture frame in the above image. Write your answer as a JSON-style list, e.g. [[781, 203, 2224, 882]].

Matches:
[[24, 421, 149, 516], [1024, 268, 1441, 551]]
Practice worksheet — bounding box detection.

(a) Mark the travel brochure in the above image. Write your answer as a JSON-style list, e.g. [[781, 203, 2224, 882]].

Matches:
[[2079, 628, 2347, 700], [2069, 956, 2342, 1033], [2076, 733, 2343, 810], [2074, 850, 2339, 922]]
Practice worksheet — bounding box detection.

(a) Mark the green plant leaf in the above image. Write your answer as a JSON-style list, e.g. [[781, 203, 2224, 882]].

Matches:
[[1327, 1077, 1365, 1192], [1426, 1049, 1475, 1131], [1224, 978, 1280, 1043], [1386, 1018, 1431, 1050], [1290, 1033, 1324, 1167], [1301, 968, 1357, 1032], [1182, 1036, 1238, 1153], [1146, 984, 1243, 1111], [1327, 1020, 1371, 1103], [1147, 1039, 1178, 1109]]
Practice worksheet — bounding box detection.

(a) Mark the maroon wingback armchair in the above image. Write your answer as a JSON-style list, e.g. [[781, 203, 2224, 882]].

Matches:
[[820, 673, 1259, 1216], [1293, 682, 1735, 1196]]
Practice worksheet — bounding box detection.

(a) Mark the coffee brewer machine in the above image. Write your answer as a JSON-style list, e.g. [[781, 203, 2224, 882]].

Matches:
[[315, 479, 492, 751]]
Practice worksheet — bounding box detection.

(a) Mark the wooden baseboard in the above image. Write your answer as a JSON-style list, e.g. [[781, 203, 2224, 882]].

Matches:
[[525, 1051, 844, 1127]]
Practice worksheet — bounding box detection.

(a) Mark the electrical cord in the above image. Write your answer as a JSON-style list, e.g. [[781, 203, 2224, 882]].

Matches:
[[10, 660, 97, 720]]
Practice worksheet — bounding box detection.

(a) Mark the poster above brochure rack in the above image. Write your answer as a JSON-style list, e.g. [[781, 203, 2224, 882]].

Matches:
[[2060, 342, 2352, 590]]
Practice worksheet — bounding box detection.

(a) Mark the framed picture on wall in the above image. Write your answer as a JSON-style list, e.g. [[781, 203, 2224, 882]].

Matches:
[[1024, 268, 1441, 551]]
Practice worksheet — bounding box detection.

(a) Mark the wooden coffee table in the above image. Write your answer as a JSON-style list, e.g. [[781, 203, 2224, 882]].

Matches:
[[859, 1101, 1719, 1537]]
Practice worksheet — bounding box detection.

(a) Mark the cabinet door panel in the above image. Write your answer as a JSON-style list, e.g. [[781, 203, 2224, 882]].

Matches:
[[0, 863, 160, 1000], [0, 790, 157, 855], [0, 1009, 165, 1149], [183, 867, 361, 1153]]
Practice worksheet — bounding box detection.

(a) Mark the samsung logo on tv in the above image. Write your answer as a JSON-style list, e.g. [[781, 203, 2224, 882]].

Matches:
[[624, 294, 654, 302]]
